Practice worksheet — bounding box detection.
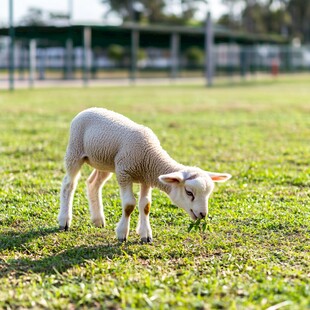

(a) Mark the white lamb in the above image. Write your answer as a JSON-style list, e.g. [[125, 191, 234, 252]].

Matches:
[[58, 107, 231, 242]]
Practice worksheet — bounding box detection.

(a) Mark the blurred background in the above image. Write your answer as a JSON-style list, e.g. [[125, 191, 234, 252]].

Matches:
[[1, 0, 310, 89]]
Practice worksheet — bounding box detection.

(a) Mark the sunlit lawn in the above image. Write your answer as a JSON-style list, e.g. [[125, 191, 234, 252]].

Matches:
[[0, 75, 309, 309]]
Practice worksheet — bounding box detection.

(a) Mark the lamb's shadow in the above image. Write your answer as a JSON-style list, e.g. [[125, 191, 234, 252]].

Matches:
[[0, 243, 124, 279], [0, 227, 132, 279], [0, 226, 59, 251]]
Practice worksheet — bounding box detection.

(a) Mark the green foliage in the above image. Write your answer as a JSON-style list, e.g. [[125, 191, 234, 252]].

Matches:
[[185, 46, 204, 66], [102, 0, 207, 25], [107, 44, 125, 63], [219, 0, 310, 42], [137, 48, 146, 61], [0, 75, 310, 308]]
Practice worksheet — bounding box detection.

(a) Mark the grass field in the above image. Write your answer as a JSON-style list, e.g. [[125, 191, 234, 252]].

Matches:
[[0, 75, 309, 309]]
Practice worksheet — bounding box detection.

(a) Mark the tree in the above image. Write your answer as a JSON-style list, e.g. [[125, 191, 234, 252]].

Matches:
[[19, 7, 48, 26], [241, 0, 292, 34], [287, 0, 310, 42], [102, 0, 208, 25], [217, 14, 241, 31], [19, 7, 71, 26], [219, 0, 293, 39], [102, 0, 166, 23]]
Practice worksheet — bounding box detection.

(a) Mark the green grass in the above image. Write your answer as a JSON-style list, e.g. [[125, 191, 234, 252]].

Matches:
[[0, 75, 309, 309]]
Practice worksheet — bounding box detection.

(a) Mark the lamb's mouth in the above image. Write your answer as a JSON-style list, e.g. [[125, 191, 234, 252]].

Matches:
[[190, 209, 198, 220]]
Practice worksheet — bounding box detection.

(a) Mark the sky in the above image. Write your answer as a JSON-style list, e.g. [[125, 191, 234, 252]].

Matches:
[[0, 0, 227, 26]]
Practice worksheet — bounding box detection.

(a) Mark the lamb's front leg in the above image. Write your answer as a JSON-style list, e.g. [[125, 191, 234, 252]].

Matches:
[[137, 184, 153, 243], [116, 183, 136, 242]]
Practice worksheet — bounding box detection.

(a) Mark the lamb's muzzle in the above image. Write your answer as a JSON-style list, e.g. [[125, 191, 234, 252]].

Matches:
[[58, 107, 231, 242]]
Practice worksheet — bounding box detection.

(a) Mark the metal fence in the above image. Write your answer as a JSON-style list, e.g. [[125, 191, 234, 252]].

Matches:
[[0, 38, 309, 86], [215, 44, 310, 76]]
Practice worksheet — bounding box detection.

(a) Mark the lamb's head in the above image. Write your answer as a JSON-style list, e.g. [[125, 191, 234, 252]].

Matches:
[[159, 169, 231, 220]]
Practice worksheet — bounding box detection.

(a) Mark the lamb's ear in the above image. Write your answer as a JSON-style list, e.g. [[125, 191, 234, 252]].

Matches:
[[208, 172, 232, 183], [158, 172, 185, 185]]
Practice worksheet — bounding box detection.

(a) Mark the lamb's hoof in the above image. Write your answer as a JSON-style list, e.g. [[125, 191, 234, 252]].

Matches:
[[59, 223, 69, 231], [92, 219, 105, 228], [118, 238, 127, 243], [95, 224, 105, 228], [141, 237, 152, 244]]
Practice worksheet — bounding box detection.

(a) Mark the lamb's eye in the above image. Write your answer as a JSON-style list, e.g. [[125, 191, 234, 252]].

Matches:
[[185, 189, 195, 201]]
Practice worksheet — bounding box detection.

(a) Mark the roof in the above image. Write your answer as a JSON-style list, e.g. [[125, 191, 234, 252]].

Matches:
[[0, 23, 288, 48]]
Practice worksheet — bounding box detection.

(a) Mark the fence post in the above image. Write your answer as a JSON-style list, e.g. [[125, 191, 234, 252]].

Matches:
[[9, 0, 15, 91], [240, 46, 247, 78], [170, 32, 179, 79], [29, 39, 36, 88], [130, 29, 139, 82], [65, 38, 73, 79], [205, 12, 214, 87], [38, 48, 46, 80], [83, 27, 91, 86]]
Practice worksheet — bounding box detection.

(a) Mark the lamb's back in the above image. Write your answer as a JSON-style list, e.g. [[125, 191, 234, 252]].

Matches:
[[69, 108, 161, 172]]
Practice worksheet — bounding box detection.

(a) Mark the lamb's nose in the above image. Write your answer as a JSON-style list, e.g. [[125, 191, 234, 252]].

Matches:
[[199, 212, 206, 219]]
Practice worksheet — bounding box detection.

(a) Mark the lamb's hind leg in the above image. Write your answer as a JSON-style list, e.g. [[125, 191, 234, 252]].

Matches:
[[137, 184, 153, 243], [87, 170, 112, 227], [58, 159, 82, 231]]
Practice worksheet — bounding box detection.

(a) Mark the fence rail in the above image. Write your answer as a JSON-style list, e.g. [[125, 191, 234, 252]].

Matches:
[[0, 39, 309, 86]]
